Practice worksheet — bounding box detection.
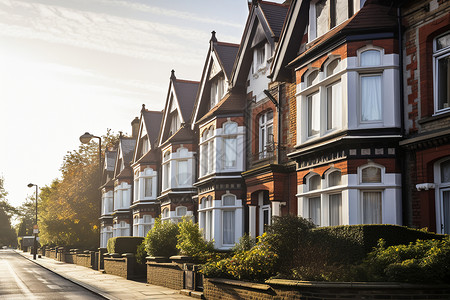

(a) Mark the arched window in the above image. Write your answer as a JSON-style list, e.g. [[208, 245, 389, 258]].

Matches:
[[308, 174, 321, 191], [361, 166, 382, 183], [326, 58, 341, 76], [222, 194, 237, 245], [307, 70, 319, 87], [328, 171, 342, 187], [162, 208, 169, 219], [360, 50, 381, 66]]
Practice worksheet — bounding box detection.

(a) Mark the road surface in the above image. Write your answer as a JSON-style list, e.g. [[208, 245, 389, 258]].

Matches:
[[0, 249, 103, 299]]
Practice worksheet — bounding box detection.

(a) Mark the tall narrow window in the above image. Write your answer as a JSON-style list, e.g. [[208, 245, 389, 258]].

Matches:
[[329, 194, 342, 226], [162, 152, 170, 190], [315, 0, 328, 38], [327, 80, 342, 130], [362, 191, 382, 224], [223, 123, 238, 168], [434, 32, 450, 112], [438, 159, 450, 234], [169, 113, 180, 136], [309, 197, 321, 226], [144, 178, 152, 197], [134, 179, 139, 201], [259, 111, 274, 159], [256, 44, 265, 67], [177, 160, 189, 186], [307, 92, 320, 137], [361, 75, 382, 121], [222, 195, 236, 245]]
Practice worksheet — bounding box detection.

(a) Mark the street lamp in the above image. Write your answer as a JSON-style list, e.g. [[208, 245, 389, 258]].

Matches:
[[79, 132, 102, 181], [27, 183, 38, 260]]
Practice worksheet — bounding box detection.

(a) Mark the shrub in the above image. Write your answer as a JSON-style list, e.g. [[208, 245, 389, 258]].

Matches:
[[144, 217, 178, 257], [360, 237, 450, 283], [176, 218, 214, 262], [202, 233, 278, 282], [106, 236, 144, 255], [232, 234, 257, 253], [135, 242, 147, 265]]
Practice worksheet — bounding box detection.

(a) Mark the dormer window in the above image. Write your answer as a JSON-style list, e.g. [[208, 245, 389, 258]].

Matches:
[[141, 136, 149, 154], [210, 74, 225, 109], [169, 112, 180, 136], [256, 44, 265, 66], [310, 0, 353, 41]]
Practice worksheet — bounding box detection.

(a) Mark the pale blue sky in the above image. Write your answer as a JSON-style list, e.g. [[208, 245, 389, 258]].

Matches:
[[0, 0, 284, 209]]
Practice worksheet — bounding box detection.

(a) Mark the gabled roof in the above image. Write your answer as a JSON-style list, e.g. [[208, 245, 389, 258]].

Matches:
[[132, 105, 163, 164], [196, 91, 246, 125], [158, 70, 199, 146], [191, 31, 240, 128], [231, 0, 289, 88], [114, 136, 136, 178], [288, 0, 398, 68]]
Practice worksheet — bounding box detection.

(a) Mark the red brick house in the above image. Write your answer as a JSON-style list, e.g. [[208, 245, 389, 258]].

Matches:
[[99, 149, 117, 248], [130, 105, 163, 237], [399, 0, 450, 233]]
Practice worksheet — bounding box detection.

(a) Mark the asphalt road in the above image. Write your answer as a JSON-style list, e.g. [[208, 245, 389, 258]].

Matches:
[[0, 249, 103, 299]]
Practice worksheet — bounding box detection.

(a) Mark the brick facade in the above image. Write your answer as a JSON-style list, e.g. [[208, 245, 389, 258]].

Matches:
[[146, 262, 184, 290]]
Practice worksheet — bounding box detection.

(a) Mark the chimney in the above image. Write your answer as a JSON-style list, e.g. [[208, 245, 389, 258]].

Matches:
[[131, 117, 139, 138]]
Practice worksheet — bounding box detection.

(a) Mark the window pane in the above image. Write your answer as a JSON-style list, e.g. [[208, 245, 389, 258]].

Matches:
[[335, 0, 347, 26], [329, 193, 342, 226], [316, 0, 328, 37], [436, 33, 450, 51], [208, 141, 214, 172], [362, 167, 381, 183], [328, 171, 342, 187], [309, 175, 321, 191], [178, 160, 188, 185], [327, 81, 342, 130], [326, 59, 340, 76], [308, 93, 320, 136], [363, 192, 382, 224], [441, 160, 450, 183], [144, 178, 152, 197], [177, 206, 187, 216], [361, 50, 381, 66], [224, 137, 237, 168], [307, 70, 319, 87], [437, 56, 450, 110], [443, 191, 450, 234], [361, 75, 382, 121], [224, 123, 237, 134], [223, 211, 235, 244], [223, 195, 235, 206], [201, 143, 208, 176], [309, 197, 321, 226]]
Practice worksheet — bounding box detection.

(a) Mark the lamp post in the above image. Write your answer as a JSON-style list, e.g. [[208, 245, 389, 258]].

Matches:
[[79, 132, 102, 247], [27, 183, 38, 260]]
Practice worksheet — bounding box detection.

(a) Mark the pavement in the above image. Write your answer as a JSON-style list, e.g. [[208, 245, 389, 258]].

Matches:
[[16, 250, 191, 300]]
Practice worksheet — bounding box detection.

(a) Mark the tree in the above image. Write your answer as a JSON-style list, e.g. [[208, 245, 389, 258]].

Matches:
[[0, 177, 17, 247], [38, 130, 119, 248], [15, 197, 37, 237]]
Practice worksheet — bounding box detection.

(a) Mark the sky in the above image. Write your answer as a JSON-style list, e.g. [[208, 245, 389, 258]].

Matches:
[[0, 0, 284, 210]]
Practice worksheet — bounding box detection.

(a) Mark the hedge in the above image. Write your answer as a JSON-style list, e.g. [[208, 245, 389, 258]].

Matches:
[[107, 236, 144, 255], [310, 224, 445, 265]]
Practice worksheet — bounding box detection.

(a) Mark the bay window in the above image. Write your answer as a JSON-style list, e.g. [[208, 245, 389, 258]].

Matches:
[[177, 160, 189, 186], [144, 177, 152, 197], [359, 165, 383, 224], [360, 49, 382, 122], [307, 92, 320, 137], [326, 80, 342, 130], [162, 152, 170, 190], [200, 127, 214, 177], [222, 195, 236, 245], [434, 32, 450, 113]]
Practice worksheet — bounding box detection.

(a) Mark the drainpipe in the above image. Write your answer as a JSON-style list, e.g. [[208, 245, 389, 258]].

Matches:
[[263, 88, 281, 164]]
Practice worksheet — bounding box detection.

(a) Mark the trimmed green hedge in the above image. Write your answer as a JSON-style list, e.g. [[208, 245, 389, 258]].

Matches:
[[311, 225, 445, 265], [107, 236, 144, 254]]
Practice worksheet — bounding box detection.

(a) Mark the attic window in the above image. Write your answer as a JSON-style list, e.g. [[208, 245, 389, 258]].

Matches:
[[210, 74, 225, 109], [141, 136, 149, 155], [310, 0, 351, 41], [256, 44, 265, 66], [169, 112, 180, 136]]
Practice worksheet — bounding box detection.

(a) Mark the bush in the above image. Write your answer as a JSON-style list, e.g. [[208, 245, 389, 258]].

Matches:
[[135, 242, 146, 265], [144, 217, 178, 257], [202, 233, 278, 282], [232, 234, 257, 253], [360, 237, 450, 283], [176, 218, 214, 262], [106, 236, 144, 254]]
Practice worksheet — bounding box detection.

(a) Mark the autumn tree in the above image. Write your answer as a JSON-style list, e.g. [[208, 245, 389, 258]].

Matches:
[[16, 196, 38, 237], [38, 130, 119, 249], [0, 177, 17, 247]]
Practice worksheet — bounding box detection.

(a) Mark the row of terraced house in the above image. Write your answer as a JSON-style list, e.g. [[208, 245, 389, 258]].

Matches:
[[99, 0, 450, 250]]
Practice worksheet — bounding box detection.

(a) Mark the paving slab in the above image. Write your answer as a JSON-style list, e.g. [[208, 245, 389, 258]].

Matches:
[[16, 251, 191, 300]]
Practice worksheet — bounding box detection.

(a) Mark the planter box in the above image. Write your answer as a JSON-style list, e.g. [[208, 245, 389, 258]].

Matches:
[[203, 278, 450, 300], [104, 253, 145, 280]]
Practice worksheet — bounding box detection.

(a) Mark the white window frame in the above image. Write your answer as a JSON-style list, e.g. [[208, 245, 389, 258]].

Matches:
[[222, 194, 237, 246], [200, 127, 215, 177], [222, 122, 238, 169], [433, 32, 450, 114], [357, 163, 385, 224], [434, 157, 450, 234], [258, 110, 274, 159], [162, 151, 171, 191]]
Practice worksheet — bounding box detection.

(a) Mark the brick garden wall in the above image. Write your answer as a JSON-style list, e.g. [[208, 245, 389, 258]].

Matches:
[[147, 262, 184, 290], [204, 278, 450, 300], [104, 257, 128, 279], [75, 253, 92, 268]]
